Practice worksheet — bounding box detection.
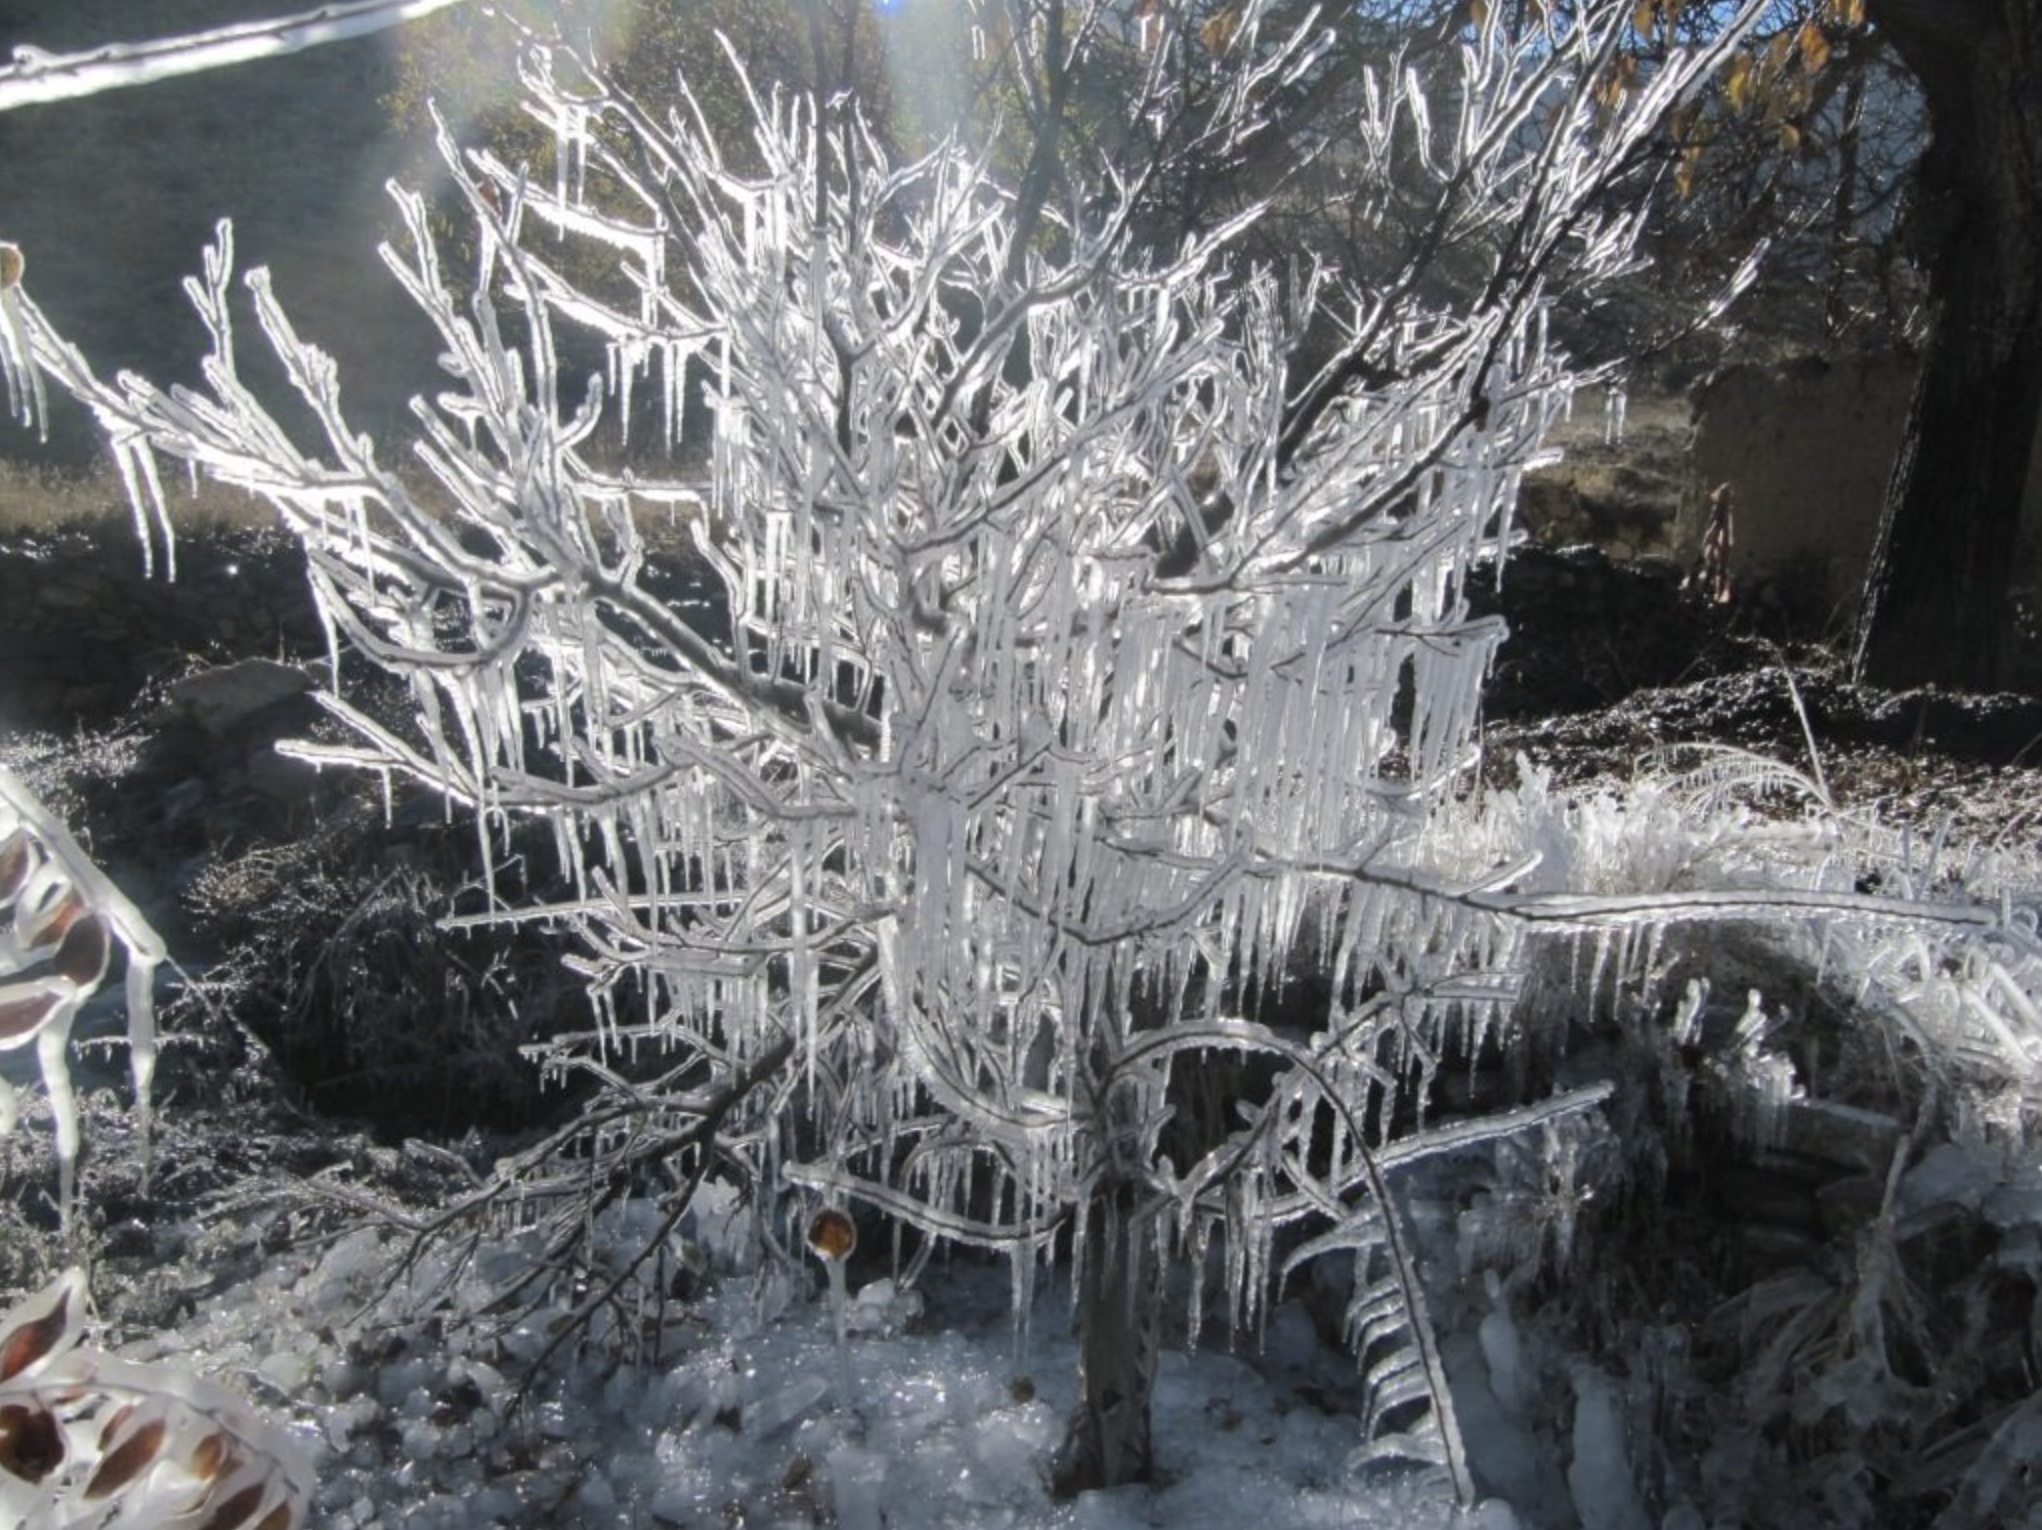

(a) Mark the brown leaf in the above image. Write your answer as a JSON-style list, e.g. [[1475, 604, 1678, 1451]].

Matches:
[[84, 1415, 168, 1499], [806, 1207, 857, 1261], [97, 1402, 138, 1448], [1200, 7, 1239, 56], [0, 244, 21, 291], [0, 987, 64, 1047], [197, 1481, 267, 1530], [0, 831, 31, 903], [53, 912, 110, 989], [0, 1277, 74, 1380], [190, 1430, 233, 1481], [24, 887, 86, 951], [253, 1500, 296, 1530], [0, 1403, 65, 1483]]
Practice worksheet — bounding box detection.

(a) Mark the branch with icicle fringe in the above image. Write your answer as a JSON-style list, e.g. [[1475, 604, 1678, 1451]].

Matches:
[[0, 0, 1796, 1502], [0, 765, 165, 1237], [0, 0, 470, 112]]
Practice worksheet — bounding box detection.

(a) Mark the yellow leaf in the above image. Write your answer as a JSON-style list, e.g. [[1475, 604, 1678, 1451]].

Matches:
[[1597, 54, 1637, 112], [1201, 7, 1240, 56], [0, 244, 20, 290], [1766, 31, 1794, 75], [1778, 121, 1802, 154], [1724, 52, 1755, 114], [1633, 0, 1657, 37], [1470, 0, 1489, 30], [1798, 19, 1831, 72], [1676, 145, 1704, 198], [1826, 0, 1865, 27]]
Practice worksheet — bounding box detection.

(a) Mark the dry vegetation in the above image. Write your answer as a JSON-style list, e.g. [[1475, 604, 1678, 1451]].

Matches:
[[0, 456, 272, 537]]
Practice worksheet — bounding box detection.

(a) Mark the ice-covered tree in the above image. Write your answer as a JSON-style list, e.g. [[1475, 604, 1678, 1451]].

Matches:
[[0, 0, 1771, 1498]]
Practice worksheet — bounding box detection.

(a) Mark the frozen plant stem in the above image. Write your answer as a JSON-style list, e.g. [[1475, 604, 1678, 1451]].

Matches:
[[829, 1256, 852, 1412], [0, 0, 1775, 1502], [809, 1208, 858, 1413], [0, 764, 165, 1237]]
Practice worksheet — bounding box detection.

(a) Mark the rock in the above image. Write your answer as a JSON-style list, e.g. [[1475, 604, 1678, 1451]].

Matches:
[[244, 743, 323, 806], [161, 658, 315, 736]]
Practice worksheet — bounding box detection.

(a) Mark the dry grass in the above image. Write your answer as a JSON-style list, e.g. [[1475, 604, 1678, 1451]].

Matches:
[[0, 455, 275, 537]]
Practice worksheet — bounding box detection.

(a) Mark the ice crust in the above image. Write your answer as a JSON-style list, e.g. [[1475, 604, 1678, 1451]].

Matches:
[[121, 1216, 1474, 1530]]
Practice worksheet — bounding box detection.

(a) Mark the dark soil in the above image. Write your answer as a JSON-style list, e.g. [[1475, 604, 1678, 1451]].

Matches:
[[1473, 544, 2042, 843]]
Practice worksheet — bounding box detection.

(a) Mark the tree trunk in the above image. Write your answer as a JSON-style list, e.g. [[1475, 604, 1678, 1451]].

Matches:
[[1852, 0, 2042, 692], [1054, 1181, 1161, 1494]]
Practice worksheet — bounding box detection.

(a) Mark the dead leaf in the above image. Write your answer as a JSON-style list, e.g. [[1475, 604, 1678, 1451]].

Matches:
[[1724, 53, 1755, 114], [84, 1416, 168, 1499], [23, 886, 85, 951], [53, 912, 110, 989], [0, 1274, 77, 1380], [196, 1481, 267, 1530], [1798, 20, 1831, 72], [0, 1403, 64, 1483], [0, 986, 64, 1047], [1200, 7, 1239, 56], [0, 831, 31, 902], [190, 1430, 233, 1481], [807, 1207, 857, 1261]]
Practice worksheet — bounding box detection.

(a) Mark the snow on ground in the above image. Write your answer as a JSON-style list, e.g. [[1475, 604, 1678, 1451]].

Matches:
[[104, 1202, 1485, 1530]]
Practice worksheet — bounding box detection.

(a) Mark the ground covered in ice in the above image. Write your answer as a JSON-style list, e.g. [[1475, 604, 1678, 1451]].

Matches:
[[71, 1172, 1488, 1530], [4, 528, 2041, 1529]]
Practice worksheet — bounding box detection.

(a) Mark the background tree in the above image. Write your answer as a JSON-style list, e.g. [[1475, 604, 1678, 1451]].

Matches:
[[1850, 0, 2042, 691], [1490, 0, 2038, 693]]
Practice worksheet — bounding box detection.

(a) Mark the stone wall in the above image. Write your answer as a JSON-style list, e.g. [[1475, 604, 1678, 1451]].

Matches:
[[0, 525, 324, 731], [1681, 354, 2042, 622]]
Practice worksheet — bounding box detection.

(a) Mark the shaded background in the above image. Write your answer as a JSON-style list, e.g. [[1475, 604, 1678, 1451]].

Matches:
[[1, 1, 447, 462]]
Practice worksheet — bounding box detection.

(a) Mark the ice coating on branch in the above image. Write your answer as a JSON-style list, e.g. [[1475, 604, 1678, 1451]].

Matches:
[[0, 0, 469, 112], [0, 766, 167, 1233], [0, 0, 1816, 1506]]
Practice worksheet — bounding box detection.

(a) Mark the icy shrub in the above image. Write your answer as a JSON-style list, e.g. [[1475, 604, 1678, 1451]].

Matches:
[[1441, 749, 2042, 1528], [0, 0, 1777, 1502], [0, 1267, 311, 1529]]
